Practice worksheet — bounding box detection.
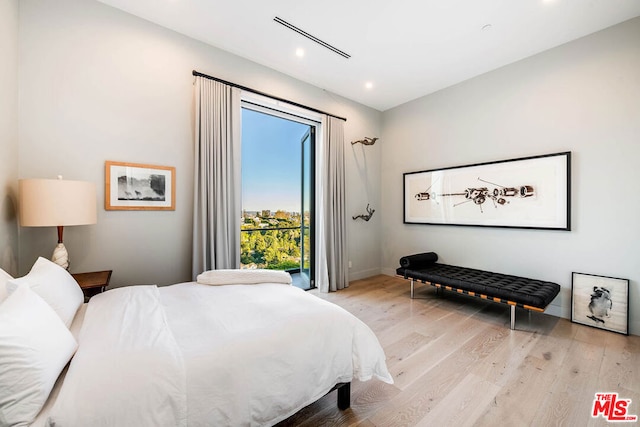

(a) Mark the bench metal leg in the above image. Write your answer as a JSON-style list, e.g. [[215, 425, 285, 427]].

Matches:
[[410, 278, 414, 299], [510, 305, 516, 330]]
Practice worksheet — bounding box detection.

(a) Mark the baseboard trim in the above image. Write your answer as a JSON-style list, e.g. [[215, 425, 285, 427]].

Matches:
[[348, 268, 382, 282]]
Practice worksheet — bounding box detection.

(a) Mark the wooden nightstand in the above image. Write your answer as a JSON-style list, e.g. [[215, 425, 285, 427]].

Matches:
[[72, 270, 112, 301]]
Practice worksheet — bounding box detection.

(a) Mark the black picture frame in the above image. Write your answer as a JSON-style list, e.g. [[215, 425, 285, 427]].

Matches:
[[403, 151, 571, 230], [571, 272, 629, 336]]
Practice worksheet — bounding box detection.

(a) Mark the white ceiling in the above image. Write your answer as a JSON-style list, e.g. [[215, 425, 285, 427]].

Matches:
[[97, 0, 640, 111]]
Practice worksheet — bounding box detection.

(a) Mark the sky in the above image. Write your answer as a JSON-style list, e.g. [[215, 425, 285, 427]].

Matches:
[[241, 108, 310, 213]]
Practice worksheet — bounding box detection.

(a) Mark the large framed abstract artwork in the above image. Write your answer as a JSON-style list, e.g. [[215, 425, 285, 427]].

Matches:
[[105, 161, 175, 211], [571, 272, 629, 335], [403, 152, 571, 230]]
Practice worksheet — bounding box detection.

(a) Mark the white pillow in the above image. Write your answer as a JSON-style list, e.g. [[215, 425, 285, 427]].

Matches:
[[0, 284, 78, 425], [0, 267, 13, 303], [7, 257, 84, 328]]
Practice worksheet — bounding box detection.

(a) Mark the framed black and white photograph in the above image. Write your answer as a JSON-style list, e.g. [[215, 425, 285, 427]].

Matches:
[[403, 151, 570, 230], [571, 272, 629, 335], [105, 161, 175, 211]]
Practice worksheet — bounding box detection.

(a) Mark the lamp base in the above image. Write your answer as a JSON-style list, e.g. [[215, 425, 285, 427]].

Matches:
[[52, 243, 70, 270]]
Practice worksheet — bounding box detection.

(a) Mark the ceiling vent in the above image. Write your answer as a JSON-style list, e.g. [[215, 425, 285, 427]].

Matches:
[[273, 17, 351, 59]]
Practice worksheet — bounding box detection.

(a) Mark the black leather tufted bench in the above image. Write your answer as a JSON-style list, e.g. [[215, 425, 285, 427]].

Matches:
[[396, 252, 560, 330]]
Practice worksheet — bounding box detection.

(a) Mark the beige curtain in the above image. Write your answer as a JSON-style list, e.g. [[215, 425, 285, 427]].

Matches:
[[192, 77, 242, 278], [317, 116, 348, 292]]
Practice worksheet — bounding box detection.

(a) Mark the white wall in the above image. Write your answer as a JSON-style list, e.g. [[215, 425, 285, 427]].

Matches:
[[18, 0, 382, 285], [346, 117, 382, 280], [381, 17, 640, 335], [0, 0, 19, 276]]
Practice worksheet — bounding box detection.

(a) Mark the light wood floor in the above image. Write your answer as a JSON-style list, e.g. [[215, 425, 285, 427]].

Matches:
[[278, 275, 640, 427]]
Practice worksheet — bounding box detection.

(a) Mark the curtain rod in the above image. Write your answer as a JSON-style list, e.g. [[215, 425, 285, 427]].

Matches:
[[192, 70, 347, 122]]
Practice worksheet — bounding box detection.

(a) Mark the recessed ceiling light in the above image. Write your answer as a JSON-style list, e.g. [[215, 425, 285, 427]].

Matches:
[[365, 82, 374, 90], [295, 48, 305, 58]]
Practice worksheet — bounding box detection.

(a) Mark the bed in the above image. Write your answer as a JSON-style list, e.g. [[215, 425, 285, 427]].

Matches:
[[0, 258, 393, 426]]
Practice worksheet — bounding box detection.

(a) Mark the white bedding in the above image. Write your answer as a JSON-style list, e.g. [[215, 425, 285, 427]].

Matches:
[[31, 304, 87, 427], [47, 286, 187, 426], [43, 282, 392, 426]]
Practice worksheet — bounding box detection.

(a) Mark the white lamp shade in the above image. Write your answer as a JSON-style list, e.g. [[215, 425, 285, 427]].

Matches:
[[19, 179, 97, 227]]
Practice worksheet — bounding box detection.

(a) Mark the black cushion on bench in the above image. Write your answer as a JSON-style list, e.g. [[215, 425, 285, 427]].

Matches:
[[399, 252, 438, 269], [397, 262, 560, 309]]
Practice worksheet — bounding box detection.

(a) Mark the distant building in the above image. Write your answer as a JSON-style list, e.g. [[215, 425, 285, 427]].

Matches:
[[274, 210, 290, 220]]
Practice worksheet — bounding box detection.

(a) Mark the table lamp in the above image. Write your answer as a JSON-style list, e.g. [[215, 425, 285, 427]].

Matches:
[[19, 176, 97, 270]]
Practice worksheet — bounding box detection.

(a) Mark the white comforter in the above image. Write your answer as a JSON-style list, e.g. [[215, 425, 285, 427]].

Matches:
[[46, 282, 392, 426]]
